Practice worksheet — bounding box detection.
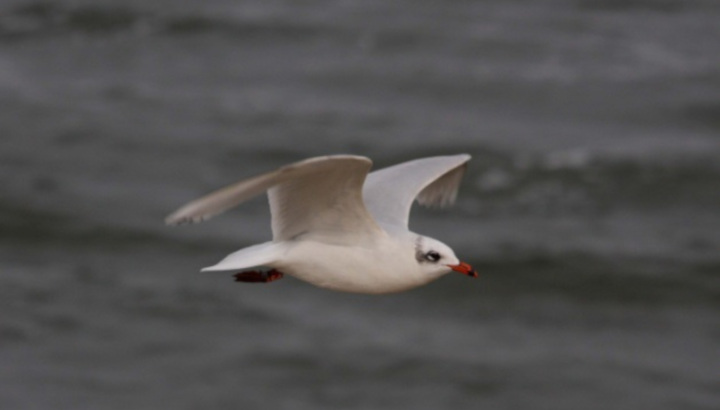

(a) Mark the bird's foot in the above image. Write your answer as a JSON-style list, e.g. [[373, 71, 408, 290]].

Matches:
[[233, 269, 284, 283]]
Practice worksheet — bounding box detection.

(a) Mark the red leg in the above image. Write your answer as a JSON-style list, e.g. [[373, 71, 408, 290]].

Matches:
[[234, 269, 284, 283], [265, 269, 284, 282]]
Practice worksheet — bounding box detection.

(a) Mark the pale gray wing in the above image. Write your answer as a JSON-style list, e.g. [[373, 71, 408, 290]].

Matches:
[[166, 155, 383, 242], [362, 154, 471, 228]]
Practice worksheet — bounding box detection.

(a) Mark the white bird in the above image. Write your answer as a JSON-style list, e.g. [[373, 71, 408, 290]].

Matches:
[[166, 154, 477, 294]]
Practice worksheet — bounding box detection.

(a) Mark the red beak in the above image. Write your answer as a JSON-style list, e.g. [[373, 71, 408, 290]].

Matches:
[[447, 261, 478, 278]]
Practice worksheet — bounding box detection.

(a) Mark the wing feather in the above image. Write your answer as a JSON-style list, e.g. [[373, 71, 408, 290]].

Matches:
[[166, 155, 383, 242], [362, 154, 470, 228], [416, 162, 468, 208]]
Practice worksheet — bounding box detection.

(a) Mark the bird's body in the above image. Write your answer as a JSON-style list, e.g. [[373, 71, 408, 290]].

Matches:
[[166, 154, 476, 294], [216, 227, 441, 294]]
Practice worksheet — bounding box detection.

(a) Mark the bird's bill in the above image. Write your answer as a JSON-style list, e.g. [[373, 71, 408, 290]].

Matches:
[[447, 262, 478, 278]]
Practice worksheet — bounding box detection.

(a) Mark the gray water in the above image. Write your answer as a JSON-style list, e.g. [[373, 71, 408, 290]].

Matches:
[[1, 0, 719, 409]]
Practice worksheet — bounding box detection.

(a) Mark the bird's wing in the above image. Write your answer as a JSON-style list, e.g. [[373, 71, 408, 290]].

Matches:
[[362, 154, 471, 228], [166, 155, 383, 242]]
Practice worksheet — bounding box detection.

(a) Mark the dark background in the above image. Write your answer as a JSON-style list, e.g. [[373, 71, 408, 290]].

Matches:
[[1, 1, 719, 409]]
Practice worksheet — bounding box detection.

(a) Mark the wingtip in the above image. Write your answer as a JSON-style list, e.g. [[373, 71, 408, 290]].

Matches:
[[164, 212, 187, 226], [164, 214, 208, 226], [434, 153, 471, 165]]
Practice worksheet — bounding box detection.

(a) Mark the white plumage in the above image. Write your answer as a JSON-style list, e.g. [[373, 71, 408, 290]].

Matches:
[[166, 154, 476, 294]]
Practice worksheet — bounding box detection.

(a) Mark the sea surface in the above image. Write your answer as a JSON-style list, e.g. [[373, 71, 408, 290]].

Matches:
[[1, 1, 719, 409]]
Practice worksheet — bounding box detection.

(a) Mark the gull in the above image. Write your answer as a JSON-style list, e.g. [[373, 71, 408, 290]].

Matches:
[[166, 154, 477, 294]]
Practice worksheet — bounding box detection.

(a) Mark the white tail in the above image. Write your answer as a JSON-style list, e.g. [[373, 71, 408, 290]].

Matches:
[[201, 242, 287, 272]]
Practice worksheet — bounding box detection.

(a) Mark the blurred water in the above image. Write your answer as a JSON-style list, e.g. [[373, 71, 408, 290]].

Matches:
[[1, 1, 719, 409]]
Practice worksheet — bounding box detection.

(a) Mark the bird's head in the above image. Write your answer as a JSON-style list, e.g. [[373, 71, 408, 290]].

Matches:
[[414, 235, 477, 279]]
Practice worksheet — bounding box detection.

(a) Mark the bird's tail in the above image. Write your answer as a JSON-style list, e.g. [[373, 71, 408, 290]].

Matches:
[[201, 241, 287, 272]]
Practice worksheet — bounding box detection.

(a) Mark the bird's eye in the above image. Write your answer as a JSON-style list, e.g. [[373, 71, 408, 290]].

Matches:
[[425, 251, 441, 262]]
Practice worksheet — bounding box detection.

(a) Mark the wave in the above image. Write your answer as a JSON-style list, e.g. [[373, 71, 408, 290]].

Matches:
[[577, 0, 719, 13], [0, 2, 349, 42]]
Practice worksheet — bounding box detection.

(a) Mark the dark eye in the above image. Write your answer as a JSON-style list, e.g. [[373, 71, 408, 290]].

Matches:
[[425, 251, 441, 262]]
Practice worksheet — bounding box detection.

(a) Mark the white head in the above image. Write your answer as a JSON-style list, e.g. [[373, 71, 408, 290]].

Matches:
[[414, 235, 477, 279]]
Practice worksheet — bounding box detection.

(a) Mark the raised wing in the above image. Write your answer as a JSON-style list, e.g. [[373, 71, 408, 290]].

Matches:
[[166, 155, 383, 242], [362, 154, 471, 228]]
